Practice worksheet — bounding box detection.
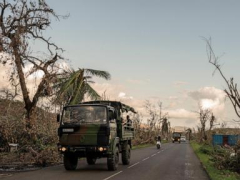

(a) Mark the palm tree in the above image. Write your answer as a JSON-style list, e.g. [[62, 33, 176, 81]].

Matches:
[[54, 68, 110, 106]]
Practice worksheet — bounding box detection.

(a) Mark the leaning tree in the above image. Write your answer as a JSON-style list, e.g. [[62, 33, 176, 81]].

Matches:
[[0, 0, 67, 127]]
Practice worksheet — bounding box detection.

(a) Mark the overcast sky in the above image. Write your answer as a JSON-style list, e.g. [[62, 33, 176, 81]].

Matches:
[[1, 0, 240, 128]]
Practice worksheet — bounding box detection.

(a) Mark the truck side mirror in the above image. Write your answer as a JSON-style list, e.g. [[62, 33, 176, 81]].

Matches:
[[57, 114, 60, 123]]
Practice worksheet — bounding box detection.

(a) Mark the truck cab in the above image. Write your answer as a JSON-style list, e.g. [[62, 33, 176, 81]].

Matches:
[[172, 132, 181, 143]]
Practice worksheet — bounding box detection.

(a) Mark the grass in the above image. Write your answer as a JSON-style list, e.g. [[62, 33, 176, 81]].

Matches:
[[132, 143, 154, 150], [190, 141, 240, 180]]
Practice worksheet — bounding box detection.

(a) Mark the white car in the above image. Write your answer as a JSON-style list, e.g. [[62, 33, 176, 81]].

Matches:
[[180, 136, 186, 142]]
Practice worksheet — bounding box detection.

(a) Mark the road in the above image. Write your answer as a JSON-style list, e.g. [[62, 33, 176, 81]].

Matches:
[[0, 142, 209, 180]]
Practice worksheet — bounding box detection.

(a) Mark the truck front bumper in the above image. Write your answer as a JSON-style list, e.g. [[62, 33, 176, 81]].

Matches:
[[57, 144, 109, 156]]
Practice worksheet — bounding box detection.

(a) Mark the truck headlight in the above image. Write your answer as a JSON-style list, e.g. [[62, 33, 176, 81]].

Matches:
[[59, 147, 67, 152], [62, 128, 74, 132], [98, 147, 104, 151]]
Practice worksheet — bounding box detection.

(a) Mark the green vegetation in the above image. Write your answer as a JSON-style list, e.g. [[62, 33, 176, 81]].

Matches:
[[132, 144, 154, 150], [190, 141, 240, 180]]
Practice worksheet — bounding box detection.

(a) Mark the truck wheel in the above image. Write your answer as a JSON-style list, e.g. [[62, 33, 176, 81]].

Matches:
[[64, 152, 78, 170], [107, 147, 119, 171], [122, 144, 131, 165], [86, 156, 97, 165]]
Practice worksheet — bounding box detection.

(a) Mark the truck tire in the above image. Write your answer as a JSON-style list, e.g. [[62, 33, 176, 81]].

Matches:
[[86, 156, 97, 165], [107, 147, 119, 171], [64, 152, 78, 170], [122, 144, 131, 165]]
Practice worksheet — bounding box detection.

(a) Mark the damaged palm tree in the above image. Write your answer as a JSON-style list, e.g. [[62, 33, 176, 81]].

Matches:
[[0, 0, 67, 127], [54, 68, 111, 106]]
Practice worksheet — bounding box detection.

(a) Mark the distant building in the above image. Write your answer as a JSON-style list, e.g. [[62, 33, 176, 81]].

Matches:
[[212, 134, 240, 146]]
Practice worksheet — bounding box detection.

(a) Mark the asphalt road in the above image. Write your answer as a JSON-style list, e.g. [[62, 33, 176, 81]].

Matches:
[[0, 142, 209, 180]]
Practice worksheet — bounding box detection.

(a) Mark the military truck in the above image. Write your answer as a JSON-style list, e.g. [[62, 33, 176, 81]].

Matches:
[[57, 101, 136, 171], [172, 132, 181, 143]]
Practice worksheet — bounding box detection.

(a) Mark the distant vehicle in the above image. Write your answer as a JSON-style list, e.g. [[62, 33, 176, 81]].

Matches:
[[172, 132, 181, 143], [57, 101, 136, 171], [180, 136, 186, 142]]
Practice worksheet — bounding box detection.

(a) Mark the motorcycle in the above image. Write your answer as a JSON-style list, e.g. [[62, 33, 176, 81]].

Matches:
[[156, 140, 161, 149]]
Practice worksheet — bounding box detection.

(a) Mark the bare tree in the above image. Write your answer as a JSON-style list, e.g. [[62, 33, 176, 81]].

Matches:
[[198, 108, 212, 142], [161, 117, 170, 140], [0, 0, 67, 127], [186, 128, 192, 141], [144, 100, 158, 135], [144, 100, 169, 142], [209, 113, 216, 131], [204, 38, 240, 122], [156, 101, 168, 135]]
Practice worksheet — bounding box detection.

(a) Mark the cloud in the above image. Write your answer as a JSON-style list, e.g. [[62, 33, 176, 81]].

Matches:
[[167, 109, 199, 128], [90, 85, 197, 126], [90, 82, 147, 114], [118, 92, 133, 99], [188, 87, 226, 102], [0, 63, 12, 90], [127, 79, 150, 84], [0, 61, 70, 99], [167, 102, 177, 108], [168, 96, 178, 100], [173, 81, 188, 87], [188, 86, 226, 117], [168, 108, 197, 119], [91, 82, 126, 100]]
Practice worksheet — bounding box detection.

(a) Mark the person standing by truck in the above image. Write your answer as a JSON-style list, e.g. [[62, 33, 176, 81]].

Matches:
[[123, 115, 132, 127], [126, 115, 132, 127]]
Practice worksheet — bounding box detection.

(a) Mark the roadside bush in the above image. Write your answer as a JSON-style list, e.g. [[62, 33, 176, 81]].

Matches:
[[0, 99, 61, 166], [199, 144, 213, 155], [211, 145, 240, 173]]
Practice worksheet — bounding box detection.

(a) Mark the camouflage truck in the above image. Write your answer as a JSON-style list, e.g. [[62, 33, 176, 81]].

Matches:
[[172, 132, 181, 143], [57, 101, 136, 171]]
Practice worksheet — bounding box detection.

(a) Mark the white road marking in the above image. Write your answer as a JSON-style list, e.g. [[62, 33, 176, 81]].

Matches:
[[128, 162, 140, 168], [157, 151, 161, 153], [142, 157, 149, 161], [151, 154, 156, 157], [184, 162, 194, 178], [103, 171, 123, 180]]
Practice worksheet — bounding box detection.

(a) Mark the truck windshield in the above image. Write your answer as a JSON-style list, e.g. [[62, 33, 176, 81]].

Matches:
[[62, 106, 107, 124], [173, 133, 181, 137]]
